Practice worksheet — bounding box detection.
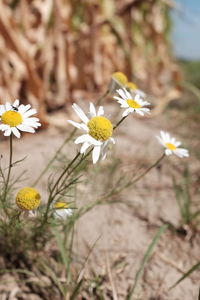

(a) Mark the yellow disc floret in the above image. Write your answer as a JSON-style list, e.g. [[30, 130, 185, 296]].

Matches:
[[87, 116, 113, 141], [126, 99, 141, 109], [16, 187, 41, 211], [126, 82, 137, 90], [1, 111, 22, 127], [54, 202, 68, 209], [165, 143, 176, 151], [112, 72, 128, 86]]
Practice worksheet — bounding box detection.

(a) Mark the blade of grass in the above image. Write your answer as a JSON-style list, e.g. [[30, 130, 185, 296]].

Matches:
[[170, 261, 200, 289], [51, 226, 70, 276], [70, 278, 84, 300], [39, 261, 65, 295], [126, 224, 168, 299]]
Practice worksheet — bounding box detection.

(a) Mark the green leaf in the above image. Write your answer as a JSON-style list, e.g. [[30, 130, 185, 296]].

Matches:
[[126, 224, 168, 299], [170, 261, 200, 289]]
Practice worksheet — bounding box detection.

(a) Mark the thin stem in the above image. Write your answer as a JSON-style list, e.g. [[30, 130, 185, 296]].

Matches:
[[41, 152, 81, 225], [32, 128, 77, 187], [3, 134, 13, 202], [113, 116, 128, 129], [130, 153, 165, 186], [112, 153, 166, 196], [96, 89, 109, 106], [41, 113, 128, 225], [33, 90, 109, 188], [50, 152, 81, 198]]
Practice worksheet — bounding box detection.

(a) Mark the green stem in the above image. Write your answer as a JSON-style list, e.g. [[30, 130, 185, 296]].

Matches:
[[107, 153, 166, 198], [3, 134, 13, 202], [33, 89, 109, 188], [41, 152, 82, 225], [32, 128, 77, 187], [56, 114, 128, 195], [113, 116, 128, 129], [130, 153, 165, 186], [41, 114, 128, 225]]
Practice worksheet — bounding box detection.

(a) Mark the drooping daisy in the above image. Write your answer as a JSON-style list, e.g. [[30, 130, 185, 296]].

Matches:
[[16, 187, 41, 217], [156, 131, 189, 158], [53, 202, 73, 220], [108, 72, 128, 93], [114, 88, 150, 117], [0, 99, 41, 138], [68, 103, 115, 164]]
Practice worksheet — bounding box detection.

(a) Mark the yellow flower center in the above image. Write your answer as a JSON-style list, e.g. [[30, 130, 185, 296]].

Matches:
[[112, 72, 128, 85], [87, 116, 113, 141], [126, 99, 141, 109], [1, 110, 22, 127], [165, 143, 176, 151], [126, 82, 137, 90], [16, 187, 41, 211], [54, 202, 68, 209]]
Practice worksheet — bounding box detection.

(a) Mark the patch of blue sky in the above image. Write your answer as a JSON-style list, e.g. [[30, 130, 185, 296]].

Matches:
[[171, 0, 200, 60]]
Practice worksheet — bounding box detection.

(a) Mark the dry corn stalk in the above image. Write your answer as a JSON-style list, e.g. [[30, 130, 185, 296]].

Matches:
[[0, 0, 177, 121]]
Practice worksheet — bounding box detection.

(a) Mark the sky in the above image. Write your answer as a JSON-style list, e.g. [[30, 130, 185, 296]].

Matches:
[[171, 0, 200, 60]]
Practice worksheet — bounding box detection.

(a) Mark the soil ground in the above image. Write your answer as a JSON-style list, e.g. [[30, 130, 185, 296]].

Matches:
[[0, 102, 199, 300]]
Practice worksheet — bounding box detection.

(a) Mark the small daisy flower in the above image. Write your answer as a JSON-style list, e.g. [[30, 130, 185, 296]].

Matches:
[[68, 103, 115, 164], [125, 82, 138, 91], [108, 72, 128, 93], [156, 131, 189, 158], [16, 187, 41, 217], [0, 99, 41, 138], [53, 202, 73, 220], [114, 88, 150, 117]]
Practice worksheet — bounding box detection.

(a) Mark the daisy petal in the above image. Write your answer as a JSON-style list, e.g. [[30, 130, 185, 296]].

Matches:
[[122, 109, 131, 117], [89, 102, 97, 117], [68, 120, 88, 131], [0, 124, 9, 131], [75, 134, 91, 144], [97, 106, 104, 116], [0, 105, 5, 115], [165, 149, 172, 156], [13, 99, 19, 107], [80, 142, 90, 154], [22, 108, 37, 118], [5, 102, 12, 111], [17, 124, 35, 133], [72, 103, 89, 123], [18, 104, 31, 114], [92, 145, 101, 164], [12, 127, 21, 138], [4, 128, 12, 136]]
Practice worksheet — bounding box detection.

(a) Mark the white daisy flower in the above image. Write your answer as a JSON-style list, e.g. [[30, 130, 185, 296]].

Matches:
[[53, 202, 73, 220], [114, 88, 150, 117], [0, 99, 41, 138], [156, 131, 189, 158], [68, 102, 115, 164]]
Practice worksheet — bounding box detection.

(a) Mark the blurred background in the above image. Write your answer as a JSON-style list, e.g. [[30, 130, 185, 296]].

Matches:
[[0, 0, 199, 120], [0, 0, 175, 119]]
